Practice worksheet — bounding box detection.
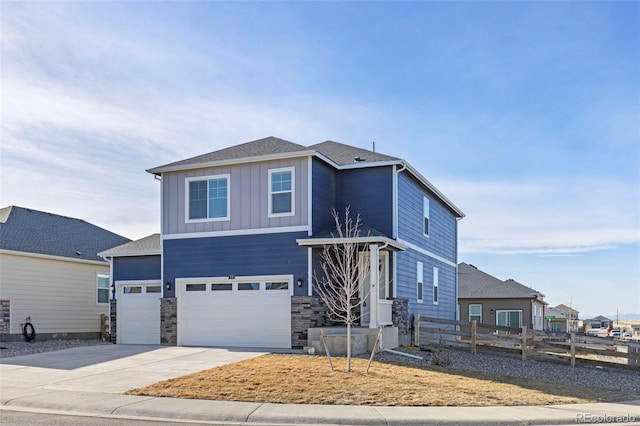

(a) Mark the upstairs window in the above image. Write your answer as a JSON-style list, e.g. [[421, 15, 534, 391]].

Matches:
[[186, 174, 230, 222], [423, 197, 430, 237], [433, 266, 439, 304], [97, 274, 110, 304], [269, 167, 294, 217], [416, 261, 424, 303]]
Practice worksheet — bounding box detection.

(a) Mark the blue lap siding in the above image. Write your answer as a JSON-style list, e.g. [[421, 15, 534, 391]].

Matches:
[[396, 171, 459, 321], [113, 255, 161, 282], [311, 158, 337, 234], [163, 232, 309, 297]]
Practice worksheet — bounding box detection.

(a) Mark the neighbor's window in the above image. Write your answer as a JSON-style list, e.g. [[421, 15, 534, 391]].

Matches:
[[186, 174, 230, 221], [432, 267, 439, 304], [97, 274, 110, 304], [269, 167, 294, 216], [469, 304, 482, 323], [416, 261, 424, 303], [423, 197, 430, 237]]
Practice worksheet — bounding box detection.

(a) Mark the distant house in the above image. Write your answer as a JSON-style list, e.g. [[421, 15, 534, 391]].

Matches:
[[0, 206, 129, 341], [545, 306, 570, 333], [103, 136, 465, 349], [584, 315, 614, 331], [551, 304, 579, 333], [458, 263, 547, 331]]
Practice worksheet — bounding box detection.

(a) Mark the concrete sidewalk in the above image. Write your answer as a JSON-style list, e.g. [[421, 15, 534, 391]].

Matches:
[[1, 345, 639, 425]]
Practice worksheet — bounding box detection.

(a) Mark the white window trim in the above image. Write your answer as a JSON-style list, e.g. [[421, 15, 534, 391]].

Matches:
[[496, 309, 523, 328], [176, 275, 294, 296], [268, 167, 295, 218], [416, 261, 424, 303], [184, 174, 231, 223], [97, 273, 110, 305], [469, 303, 482, 323], [423, 196, 430, 238], [432, 266, 439, 305]]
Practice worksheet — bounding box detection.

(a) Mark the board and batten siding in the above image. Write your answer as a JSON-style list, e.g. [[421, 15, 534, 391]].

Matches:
[[396, 250, 457, 320], [0, 252, 109, 334], [163, 232, 309, 297], [335, 166, 394, 237], [311, 158, 337, 234], [397, 171, 458, 262], [162, 158, 309, 235], [113, 255, 161, 282]]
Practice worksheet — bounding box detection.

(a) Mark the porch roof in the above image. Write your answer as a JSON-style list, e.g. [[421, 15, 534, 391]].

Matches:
[[296, 235, 406, 251]]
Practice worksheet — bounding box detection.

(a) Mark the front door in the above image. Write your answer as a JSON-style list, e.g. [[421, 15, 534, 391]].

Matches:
[[359, 251, 389, 327]]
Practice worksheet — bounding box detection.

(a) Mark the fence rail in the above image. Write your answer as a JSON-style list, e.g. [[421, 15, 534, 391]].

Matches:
[[414, 314, 639, 369]]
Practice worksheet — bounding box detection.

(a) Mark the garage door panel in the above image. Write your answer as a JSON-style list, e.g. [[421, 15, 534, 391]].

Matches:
[[179, 281, 291, 349], [119, 284, 161, 345]]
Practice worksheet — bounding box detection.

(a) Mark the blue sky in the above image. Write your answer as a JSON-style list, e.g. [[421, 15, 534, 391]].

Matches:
[[1, 1, 638, 318]]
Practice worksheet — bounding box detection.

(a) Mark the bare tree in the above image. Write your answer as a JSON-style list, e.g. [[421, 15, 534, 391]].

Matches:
[[313, 206, 370, 372]]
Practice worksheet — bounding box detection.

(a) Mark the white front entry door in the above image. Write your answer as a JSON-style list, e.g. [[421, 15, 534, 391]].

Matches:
[[118, 282, 161, 344], [177, 276, 292, 349], [359, 250, 389, 327]]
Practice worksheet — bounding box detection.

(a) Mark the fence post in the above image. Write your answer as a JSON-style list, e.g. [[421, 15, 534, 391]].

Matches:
[[570, 332, 576, 367], [471, 320, 477, 354], [413, 314, 420, 348], [521, 326, 527, 361]]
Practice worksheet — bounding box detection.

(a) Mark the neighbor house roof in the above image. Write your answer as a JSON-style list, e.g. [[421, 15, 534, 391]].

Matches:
[[458, 262, 546, 302], [0, 206, 130, 263], [146, 136, 465, 218], [545, 306, 568, 319], [99, 233, 161, 257], [554, 304, 579, 316]]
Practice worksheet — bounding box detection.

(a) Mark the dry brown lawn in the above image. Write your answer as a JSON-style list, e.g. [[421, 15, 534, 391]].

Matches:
[[127, 354, 635, 406]]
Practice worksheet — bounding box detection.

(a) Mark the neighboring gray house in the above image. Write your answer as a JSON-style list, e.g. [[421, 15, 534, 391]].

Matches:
[[0, 206, 129, 341], [458, 263, 547, 331], [545, 306, 570, 333], [584, 315, 614, 332]]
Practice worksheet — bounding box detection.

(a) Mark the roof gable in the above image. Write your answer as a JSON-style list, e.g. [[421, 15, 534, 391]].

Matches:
[[458, 262, 546, 301], [99, 233, 161, 257], [0, 206, 130, 262]]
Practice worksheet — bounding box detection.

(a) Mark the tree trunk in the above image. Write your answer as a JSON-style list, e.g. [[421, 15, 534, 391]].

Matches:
[[346, 322, 352, 372]]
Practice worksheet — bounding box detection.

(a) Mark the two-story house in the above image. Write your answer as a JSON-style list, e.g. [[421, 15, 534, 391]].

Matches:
[[102, 137, 464, 349]]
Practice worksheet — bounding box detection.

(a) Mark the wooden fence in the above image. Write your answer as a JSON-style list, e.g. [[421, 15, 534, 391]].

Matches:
[[414, 314, 640, 369]]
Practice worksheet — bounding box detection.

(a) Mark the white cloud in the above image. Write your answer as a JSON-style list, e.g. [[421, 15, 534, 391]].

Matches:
[[442, 178, 640, 255]]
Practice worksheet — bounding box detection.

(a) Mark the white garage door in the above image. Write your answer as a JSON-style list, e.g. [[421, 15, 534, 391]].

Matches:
[[178, 276, 292, 349], [118, 282, 161, 344]]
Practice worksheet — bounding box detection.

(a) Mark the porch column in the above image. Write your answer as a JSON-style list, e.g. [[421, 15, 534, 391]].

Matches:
[[369, 244, 379, 329]]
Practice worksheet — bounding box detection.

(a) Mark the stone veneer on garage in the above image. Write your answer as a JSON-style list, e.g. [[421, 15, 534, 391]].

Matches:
[[0, 300, 10, 336], [161, 298, 177, 345], [392, 298, 410, 346]]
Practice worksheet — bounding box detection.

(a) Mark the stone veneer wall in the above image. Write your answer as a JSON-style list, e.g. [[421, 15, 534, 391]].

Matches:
[[161, 298, 177, 345], [392, 298, 410, 346], [109, 299, 117, 343], [0, 300, 10, 335], [291, 296, 335, 349]]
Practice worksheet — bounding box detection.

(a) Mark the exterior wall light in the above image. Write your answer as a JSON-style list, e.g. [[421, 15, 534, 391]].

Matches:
[[297, 278, 303, 288], [165, 282, 172, 291]]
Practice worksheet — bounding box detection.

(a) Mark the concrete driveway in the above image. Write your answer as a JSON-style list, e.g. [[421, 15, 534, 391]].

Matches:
[[0, 344, 266, 393]]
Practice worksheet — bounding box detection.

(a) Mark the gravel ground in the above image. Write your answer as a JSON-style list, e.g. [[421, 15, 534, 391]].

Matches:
[[0, 339, 109, 358], [2, 339, 638, 395], [370, 346, 640, 393]]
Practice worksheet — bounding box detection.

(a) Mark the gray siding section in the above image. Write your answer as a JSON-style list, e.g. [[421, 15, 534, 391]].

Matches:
[[162, 157, 309, 235], [397, 172, 457, 262]]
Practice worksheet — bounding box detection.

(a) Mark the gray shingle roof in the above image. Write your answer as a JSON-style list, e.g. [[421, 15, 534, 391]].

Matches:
[[458, 262, 546, 301], [99, 233, 161, 257], [0, 206, 130, 262], [309, 141, 400, 166], [147, 136, 309, 173]]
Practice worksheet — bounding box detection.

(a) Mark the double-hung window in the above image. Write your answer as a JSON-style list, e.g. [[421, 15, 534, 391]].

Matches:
[[423, 197, 430, 237], [416, 261, 424, 303], [469, 304, 482, 323], [186, 174, 230, 222], [97, 274, 110, 304], [269, 167, 294, 217], [432, 266, 439, 304]]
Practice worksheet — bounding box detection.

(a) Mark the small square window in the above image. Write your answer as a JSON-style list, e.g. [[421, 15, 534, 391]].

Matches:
[[186, 284, 206, 291], [238, 282, 260, 291], [186, 175, 230, 222], [266, 282, 288, 290]]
